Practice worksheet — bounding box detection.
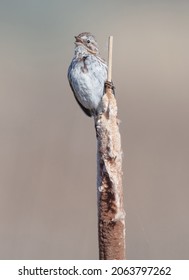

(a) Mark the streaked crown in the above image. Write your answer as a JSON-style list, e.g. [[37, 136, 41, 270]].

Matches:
[[74, 32, 99, 54]]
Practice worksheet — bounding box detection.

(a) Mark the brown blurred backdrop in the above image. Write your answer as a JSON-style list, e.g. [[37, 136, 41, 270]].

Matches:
[[0, 0, 189, 259]]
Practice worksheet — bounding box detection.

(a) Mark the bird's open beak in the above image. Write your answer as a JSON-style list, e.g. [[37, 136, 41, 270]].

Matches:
[[75, 36, 83, 44]]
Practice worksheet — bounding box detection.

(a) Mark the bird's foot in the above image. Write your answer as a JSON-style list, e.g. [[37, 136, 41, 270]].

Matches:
[[104, 81, 115, 95]]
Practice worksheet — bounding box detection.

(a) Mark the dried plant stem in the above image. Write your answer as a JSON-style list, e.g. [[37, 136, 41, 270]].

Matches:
[[107, 36, 113, 82], [95, 36, 126, 260]]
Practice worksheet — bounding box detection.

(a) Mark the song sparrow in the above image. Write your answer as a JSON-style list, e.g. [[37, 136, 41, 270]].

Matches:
[[67, 32, 108, 117]]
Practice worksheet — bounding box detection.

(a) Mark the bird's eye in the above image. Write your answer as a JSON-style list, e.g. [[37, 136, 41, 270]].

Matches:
[[87, 39, 90, 44]]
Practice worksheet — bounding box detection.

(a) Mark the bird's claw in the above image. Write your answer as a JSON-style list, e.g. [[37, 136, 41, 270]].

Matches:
[[104, 81, 115, 95]]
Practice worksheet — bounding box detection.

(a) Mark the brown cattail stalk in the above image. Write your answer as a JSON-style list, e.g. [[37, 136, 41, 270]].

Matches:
[[95, 36, 126, 260]]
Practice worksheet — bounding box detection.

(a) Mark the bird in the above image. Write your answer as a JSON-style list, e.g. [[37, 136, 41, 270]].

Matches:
[[67, 32, 108, 117]]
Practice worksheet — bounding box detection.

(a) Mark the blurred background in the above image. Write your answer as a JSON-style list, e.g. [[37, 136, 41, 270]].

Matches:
[[0, 0, 189, 259]]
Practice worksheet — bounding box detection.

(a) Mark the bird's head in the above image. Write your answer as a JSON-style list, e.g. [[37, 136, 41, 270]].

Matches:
[[74, 32, 99, 55]]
